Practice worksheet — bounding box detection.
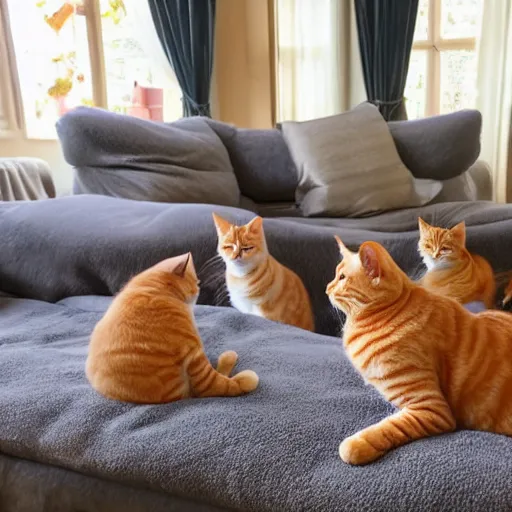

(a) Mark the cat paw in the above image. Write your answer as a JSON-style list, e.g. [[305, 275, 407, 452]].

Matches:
[[339, 434, 384, 465], [217, 350, 238, 376], [233, 370, 259, 393]]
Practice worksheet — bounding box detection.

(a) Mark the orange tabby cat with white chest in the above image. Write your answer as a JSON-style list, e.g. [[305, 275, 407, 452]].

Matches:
[[86, 253, 259, 404], [327, 237, 512, 466], [212, 213, 314, 332], [418, 218, 495, 308]]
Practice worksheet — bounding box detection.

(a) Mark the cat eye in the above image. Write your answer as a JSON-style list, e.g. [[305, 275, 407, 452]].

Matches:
[[241, 247, 254, 252], [339, 273, 346, 281], [222, 245, 232, 251]]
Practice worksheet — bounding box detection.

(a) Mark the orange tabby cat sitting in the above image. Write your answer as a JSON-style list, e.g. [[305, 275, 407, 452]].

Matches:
[[212, 213, 314, 332], [86, 253, 259, 404], [418, 218, 495, 308], [326, 236, 512, 466]]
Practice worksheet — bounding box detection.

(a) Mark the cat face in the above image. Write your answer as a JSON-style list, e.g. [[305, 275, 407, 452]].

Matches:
[[212, 214, 267, 274], [418, 218, 466, 270], [326, 237, 405, 315], [144, 253, 200, 305]]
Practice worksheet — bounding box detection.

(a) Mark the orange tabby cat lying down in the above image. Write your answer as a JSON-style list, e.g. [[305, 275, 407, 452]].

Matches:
[[86, 253, 259, 404], [418, 218, 495, 308], [212, 213, 314, 331], [326, 236, 512, 466]]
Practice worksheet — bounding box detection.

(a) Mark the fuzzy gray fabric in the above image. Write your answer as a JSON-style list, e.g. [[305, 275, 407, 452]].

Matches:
[[2, 296, 512, 512], [205, 119, 299, 203], [280, 103, 441, 217], [463, 301, 487, 314], [56, 107, 240, 207], [3, 196, 512, 510], [2, 195, 512, 336], [0, 157, 56, 201], [57, 107, 481, 208], [388, 109, 482, 181]]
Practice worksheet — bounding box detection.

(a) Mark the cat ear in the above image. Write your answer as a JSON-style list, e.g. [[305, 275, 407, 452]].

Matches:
[[359, 242, 382, 283], [418, 217, 430, 235], [450, 221, 466, 245], [334, 235, 352, 259], [247, 216, 263, 234], [154, 253, 192, 277], [212, 213, 232, 237], [172, 252, 191, 277]]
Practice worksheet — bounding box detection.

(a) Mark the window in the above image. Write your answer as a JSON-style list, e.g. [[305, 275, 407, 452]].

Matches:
[[405, 0, 483, 119], [5, 0, 182, 140], [275, 0, 343, 122]]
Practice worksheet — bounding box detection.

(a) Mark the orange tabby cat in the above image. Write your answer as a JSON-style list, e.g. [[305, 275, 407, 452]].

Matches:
[[86, 253, 259, 404], [212, 213, 314, 332], [418, 218, 495, 308], [326, 236, 512, 466]]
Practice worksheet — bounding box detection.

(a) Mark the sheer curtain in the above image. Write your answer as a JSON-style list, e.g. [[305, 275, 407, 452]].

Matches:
[[0, 0, 20, 135], [123, 0, 182, 120], [123, 0, 178, 89], [276, 0, 345, 122], [476, 0, 512, 202]]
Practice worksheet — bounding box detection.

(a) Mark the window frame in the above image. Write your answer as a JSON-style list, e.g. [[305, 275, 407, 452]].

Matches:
[[412, 0, 478, 117], [83, 0, 108, 110]]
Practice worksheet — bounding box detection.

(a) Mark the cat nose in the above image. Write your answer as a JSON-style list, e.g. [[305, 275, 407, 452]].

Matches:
[[230, 245, 242, 259]]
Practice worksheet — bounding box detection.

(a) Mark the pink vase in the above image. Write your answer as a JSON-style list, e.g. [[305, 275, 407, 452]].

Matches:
[[130, 82, 164, 121], [55, 96, 70, 116]]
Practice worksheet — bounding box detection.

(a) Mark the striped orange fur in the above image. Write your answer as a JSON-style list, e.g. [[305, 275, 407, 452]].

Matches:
[[418, 218, 495, 308], [212, 213, 314, 332], [326, 237, 512, 465], [86, 253, 259, 404]]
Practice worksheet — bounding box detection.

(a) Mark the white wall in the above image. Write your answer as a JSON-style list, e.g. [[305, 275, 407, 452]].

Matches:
[[0, 137, 73, 194]]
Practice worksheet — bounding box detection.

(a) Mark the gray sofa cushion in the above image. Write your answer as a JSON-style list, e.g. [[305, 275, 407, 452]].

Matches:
[[281, 103, 441, 217], [206, 119, 298, 202], [388, 109, 482, 181], [278, 108, 481, 183], [57, 108, 240, 207], [57, 107, 483, 209]]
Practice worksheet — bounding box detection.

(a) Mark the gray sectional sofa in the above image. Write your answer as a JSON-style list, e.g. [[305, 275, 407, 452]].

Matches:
[[2, 107, 512, 511], [56, 106, 492, 216]]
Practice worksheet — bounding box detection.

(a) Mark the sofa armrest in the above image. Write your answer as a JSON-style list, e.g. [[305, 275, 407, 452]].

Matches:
[[466, 160, 493, 201], [427, 159, 493, 205]]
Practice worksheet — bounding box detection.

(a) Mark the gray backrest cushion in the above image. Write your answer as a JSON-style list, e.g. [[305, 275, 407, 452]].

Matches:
[[388, 109, 481, 181], [281, 102, 440, 217], [57, 108, 240, 206], [206, 119, 298, 202], [278, 108, 481, 182]]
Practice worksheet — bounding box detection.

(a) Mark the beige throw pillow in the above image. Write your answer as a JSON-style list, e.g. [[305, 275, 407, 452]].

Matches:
[[281, 103, 441, 217]]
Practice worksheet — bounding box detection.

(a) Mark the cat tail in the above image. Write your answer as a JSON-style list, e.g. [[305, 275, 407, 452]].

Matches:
[[187, 350, 259, 398]]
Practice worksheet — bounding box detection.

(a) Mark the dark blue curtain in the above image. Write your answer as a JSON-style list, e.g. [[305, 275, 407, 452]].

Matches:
[[148, 0, 216, 117], [354, 0, 419, 121]]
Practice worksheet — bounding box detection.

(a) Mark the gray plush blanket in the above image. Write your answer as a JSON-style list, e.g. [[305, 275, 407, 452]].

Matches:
[[2, 297, 512, 511], [2, 195, 512, 335], [2, 196, 512, 511]]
